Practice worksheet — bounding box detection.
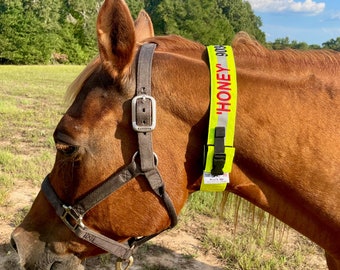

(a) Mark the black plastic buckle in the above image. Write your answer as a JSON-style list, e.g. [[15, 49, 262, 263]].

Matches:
[[211, 127, 226, 176]]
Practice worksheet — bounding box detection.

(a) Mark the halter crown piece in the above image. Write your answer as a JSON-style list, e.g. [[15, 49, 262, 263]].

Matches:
[[201, 45, 238, 192]]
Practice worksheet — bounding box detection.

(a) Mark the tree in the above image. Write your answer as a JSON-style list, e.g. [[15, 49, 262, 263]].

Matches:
[[309, 44, 321, 49], [217, 0, 265, 44], [267, 37, 323, 50], [146, 0, 234, 44], [0, 0, 60, 64], [267, 37, 291, 50], [22, 0, 61, 28], [8, 0, 331, 64], [57, 0, 101, 63], [126, 0, 144, 18], [0, 0, 102, 64], [290, 40, 309, 50], [322, 38, 340, 51]]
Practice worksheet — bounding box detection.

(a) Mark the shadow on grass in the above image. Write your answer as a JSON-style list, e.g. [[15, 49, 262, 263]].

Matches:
[[0, 242, 21, 270], [0, 241, 223, 270], [86, 242, 223, 270]]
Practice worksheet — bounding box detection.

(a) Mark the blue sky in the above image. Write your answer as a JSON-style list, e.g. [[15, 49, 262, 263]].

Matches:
[[247, 0, 340, 45]]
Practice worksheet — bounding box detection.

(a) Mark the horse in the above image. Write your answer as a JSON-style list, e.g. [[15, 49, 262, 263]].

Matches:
[[11, 0, 340, 269]]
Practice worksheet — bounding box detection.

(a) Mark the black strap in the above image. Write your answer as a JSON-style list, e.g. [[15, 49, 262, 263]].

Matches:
[[135, 43, 178, 228], [211, 127, 226, 176], [72, 161, 141, 216], [41, 174, 135, 260], [135, 43, 157, 171]]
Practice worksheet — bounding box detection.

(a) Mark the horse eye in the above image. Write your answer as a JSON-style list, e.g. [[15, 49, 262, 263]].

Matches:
[[55, 143, 79, 156]]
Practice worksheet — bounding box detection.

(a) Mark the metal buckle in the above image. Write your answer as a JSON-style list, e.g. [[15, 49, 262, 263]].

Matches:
[[131, 95, 156, 132], [116, 256, 134, 270], [61, 205, 85, 231]]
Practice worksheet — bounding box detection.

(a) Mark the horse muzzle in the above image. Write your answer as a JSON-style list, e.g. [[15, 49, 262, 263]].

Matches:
[[11, 227, 84, 270]]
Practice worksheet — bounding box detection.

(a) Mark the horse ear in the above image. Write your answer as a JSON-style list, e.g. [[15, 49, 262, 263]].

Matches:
[[97, 0, 136, 79], [134, 10, 154, 42]]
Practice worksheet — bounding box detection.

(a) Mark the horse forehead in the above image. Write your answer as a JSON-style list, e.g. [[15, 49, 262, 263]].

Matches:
[[68, 73, 120, 116], [56, 95, 120, 146]]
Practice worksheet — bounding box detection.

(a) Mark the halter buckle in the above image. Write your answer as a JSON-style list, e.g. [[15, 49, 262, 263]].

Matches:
[[131, 95, 156, 132], [61, 205, 85, 231]]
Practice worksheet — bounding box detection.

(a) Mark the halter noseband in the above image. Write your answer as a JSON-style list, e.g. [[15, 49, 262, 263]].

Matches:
[[41, 43, 178, 264]]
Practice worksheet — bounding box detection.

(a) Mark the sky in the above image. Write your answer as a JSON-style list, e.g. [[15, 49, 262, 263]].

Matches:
[[247, 0, 340, 45]]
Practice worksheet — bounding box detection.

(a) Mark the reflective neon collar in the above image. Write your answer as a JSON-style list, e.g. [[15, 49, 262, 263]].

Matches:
[[201, 45, 237, 192]]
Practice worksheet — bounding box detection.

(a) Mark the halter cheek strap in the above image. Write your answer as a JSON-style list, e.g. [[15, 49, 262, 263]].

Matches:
[[41, 43, 177, 263]]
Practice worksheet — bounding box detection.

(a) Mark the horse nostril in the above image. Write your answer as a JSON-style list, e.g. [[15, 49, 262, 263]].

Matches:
[[10, 236, 18, 253]]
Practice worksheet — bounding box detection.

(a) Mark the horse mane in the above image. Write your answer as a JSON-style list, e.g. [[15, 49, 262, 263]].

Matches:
[[65, 56, 101, 104], [232, 31, 340, 73], [146, 35, 205, 54], [66, 32, 340, 104]]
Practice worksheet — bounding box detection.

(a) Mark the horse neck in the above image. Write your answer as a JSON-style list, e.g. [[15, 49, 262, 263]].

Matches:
[[230, 43, 340, 232], [152, 35, 339, 194], [232, 46, 340, 181], [152, 36, 340, 256]]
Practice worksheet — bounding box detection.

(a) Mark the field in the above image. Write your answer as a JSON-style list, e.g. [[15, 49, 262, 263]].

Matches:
[[0, 65, 327, 269]]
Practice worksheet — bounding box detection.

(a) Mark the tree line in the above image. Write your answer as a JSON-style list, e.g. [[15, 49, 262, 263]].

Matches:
[[0, 0, 102, 64], [0, 0, 339, 65]]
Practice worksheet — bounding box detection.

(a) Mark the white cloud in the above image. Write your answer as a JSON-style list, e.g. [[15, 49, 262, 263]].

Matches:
[[330, 12, 340, 20], [247, 0, 325, 14]]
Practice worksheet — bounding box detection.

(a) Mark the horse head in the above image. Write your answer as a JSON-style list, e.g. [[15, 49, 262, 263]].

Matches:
[[11, 0, 210, 269]]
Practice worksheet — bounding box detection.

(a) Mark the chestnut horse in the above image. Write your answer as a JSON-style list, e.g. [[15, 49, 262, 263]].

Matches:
[[11, 0, 340, 269]]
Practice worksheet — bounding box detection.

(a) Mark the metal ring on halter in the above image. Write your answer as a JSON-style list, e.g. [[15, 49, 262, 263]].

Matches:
[[115, 256, 134, 270], [131, 151, 159, 166]]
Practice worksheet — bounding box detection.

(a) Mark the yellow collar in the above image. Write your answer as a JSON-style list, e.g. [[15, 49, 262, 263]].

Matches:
[[201, 45, 238, 192]]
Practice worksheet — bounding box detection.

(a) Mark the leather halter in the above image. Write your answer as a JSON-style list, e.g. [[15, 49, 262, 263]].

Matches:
[[41, 43, 178, 262]]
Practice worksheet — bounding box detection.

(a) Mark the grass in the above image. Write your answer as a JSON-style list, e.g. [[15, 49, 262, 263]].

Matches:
[[0, 65, 84, 203], [183, 192, 325, 270], [0, 66, 325, 269]]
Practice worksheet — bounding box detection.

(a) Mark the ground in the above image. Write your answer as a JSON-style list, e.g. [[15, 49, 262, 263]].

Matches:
[[0, 180, 327, 270]]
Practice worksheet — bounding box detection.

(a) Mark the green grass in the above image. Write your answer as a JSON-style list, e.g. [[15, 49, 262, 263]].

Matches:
[[0, 65, 84, 203]]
